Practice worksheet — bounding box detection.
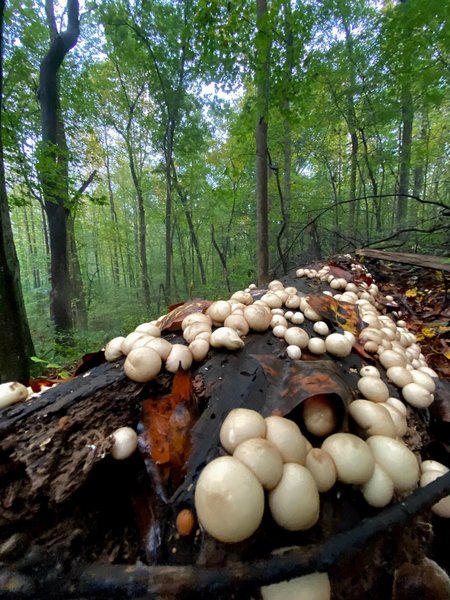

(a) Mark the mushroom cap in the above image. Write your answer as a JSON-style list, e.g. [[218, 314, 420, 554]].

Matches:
[[121, 331, 149, 355], [401, 382, 433, 408], [0, 381, 29, 410], [302, 395, 337, 437], [325, 333, 352, 357], [361, 463, 394, 507], [220, 408, 267, 453], [194, 456, 265, 543], [104, 336, 125, 361], [189, 338, 210, 362], [268, 463, 320, 531], [124, 347, 162, 382], [359, 366, 381, 378], [135, 322, 161, 337], [265, 416, 308, 464], [349, 400, 397, 438], [357, 376, 390, 402], [110, 426, 138, 460], [181, 312, 212, 330], [366, 435, 420, 492], [144, 337, 173, 360], [207, 300, 232, 323], [286, 345, 302, 360], [284, 327, 309, 348], [421, 460, 449, 475], [321, 433, 375, 485], [261, 572, 331, 600], [210, 327, 245, 350], [313, 321, 329, 336], [305, 448, 337, 492], [165, 344, 193, 373], [386, 366, 413, 388], [243, 304, 272, 331], [224, 313, 250, 337], [379, 349, 407, 369], [233, 438, 284, 490], [308, 338, 327, 354], [410, 370, 436, 393], [420, 470, 450, 518]]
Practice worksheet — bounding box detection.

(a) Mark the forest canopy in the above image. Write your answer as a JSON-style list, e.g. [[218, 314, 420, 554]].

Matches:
[[0, 0, 449, 380]]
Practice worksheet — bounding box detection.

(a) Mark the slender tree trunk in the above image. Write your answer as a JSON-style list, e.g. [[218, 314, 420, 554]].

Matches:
[[255, 0, 270, 284], [38, 0, 79, 334], [104, 134, 120, 285], [0, 0, 34, 382], [396, 85, 413, 229], [281, 0, 293, 261]]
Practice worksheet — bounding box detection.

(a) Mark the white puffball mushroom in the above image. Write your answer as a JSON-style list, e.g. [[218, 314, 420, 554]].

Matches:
[[402, 382, 433, 408], [181, 312, 212, 330], [124, 347, 162, 382], [210, 327, 245, 350], [366, 435, 420, 492], [224, 313, 250, 337], [410, 370, 436, 393], [349, 400, 397, 438], [165, 344, 193, 373], [261, 572, 331, 600], [359, 366, 381, 378], [189, 338, 210, 362], [286, 345, 302, 360], [233, 438, 284, 490], [183, 321, 212, 343], [273, 325, 288, 339], [110, 426, 138, 460], [291, 312, 305, 325], [418, 366, 439, 378], [271, 314, 288, 329], [361, 463, 394, 507], [194, 456, 265, 542], [121, 331, 149, 355], [207, 300, 232, 324], [268, 463, 320, 531], [357, 376, 390, 402], [260, 293, 283, 309], [308, 338, 327, 355], [421, 460, 449, 475], [321, 433, 375, 485], [230, 290, 253, 305], [104, 336, 125, 361], [378, 403, 407, 437], [420, 470, 450, 518], [284, 327, 309, 348], [220, 408, 267, 454], [304, 307, 321, 322], [243, 304, 272, 331], [325, 333, 352, 357], [386, 366, 413, 388], [296, 268, 305, 277], [379, 350, 407, 369], [305, 448, 337, 492], [265, 416, 308, 464], [302, 395, 337, 437], [144, 337, 173, 360], [386, 396, 408, 417], [0, 381, 29, 410], [313, 321, 329, 336], [135, 322, 161, 337]]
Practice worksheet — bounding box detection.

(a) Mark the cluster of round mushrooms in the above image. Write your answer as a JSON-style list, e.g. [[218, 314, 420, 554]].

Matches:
[[1, 263, 448, 599]]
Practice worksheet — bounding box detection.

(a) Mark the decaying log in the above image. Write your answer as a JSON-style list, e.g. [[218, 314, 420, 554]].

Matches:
[[356, 249, 450, 273]]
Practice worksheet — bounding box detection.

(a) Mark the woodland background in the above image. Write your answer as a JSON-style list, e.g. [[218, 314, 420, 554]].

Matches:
[[0, 0, 449, 382]]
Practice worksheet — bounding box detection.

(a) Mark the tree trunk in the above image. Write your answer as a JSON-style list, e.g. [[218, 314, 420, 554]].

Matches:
[[281, 0, 293, 263], [396, 85, 413, 229], [0, 0, 34, 383], [255, 0, 270, 285], [38, 0, 80, 335]]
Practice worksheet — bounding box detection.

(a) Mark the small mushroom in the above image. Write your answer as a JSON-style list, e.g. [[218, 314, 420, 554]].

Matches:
[[420, 470, 450, 518], [410, 369, 436, 393], [135, 322, 161, 337], [233, 438, 284, 490], [189, 338, 210, 362], [349, 400, 397, 438], [124, 347, 162, 382], [194, 456, 265, 543], [286, 345, 302, 360], [357, 376, 390, 402], [220, 408, 267, 453], [104, 336, 125, 361], [284, 327, 309, 348], [206, 300, 232, 324], [361, 463, 394, 507], [265, 416, 308, 464], [268, 463, 320, 531], [359, 366, 381, 378], [324, 333, 352, 357], [165, 344, 193, 373], [0, 382, 29, 410], [302, 395, 337, 437], [224, 313, 250, 337], [313, 321, 329, 336], [183, 322, 212, 343], [308, 337, 327, 355], [260, 571, 331, 600], [401, 382, 433, 408], [321, 433, 375, 485], [386, 366, 413, 388], [366, 435, 420, 492], [210, 327, 245, 350], [181, 312, 212, 330], [121, 331, 149, 355], [110, 426, 138, 460], [305, 448, 337, 492], [243, 304, 272, 331], [144, 337, 173, 360]]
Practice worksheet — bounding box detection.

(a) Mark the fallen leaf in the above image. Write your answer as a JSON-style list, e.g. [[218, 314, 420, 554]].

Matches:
[[307, 294, 365, 336], [156, 299, 212, 331]]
